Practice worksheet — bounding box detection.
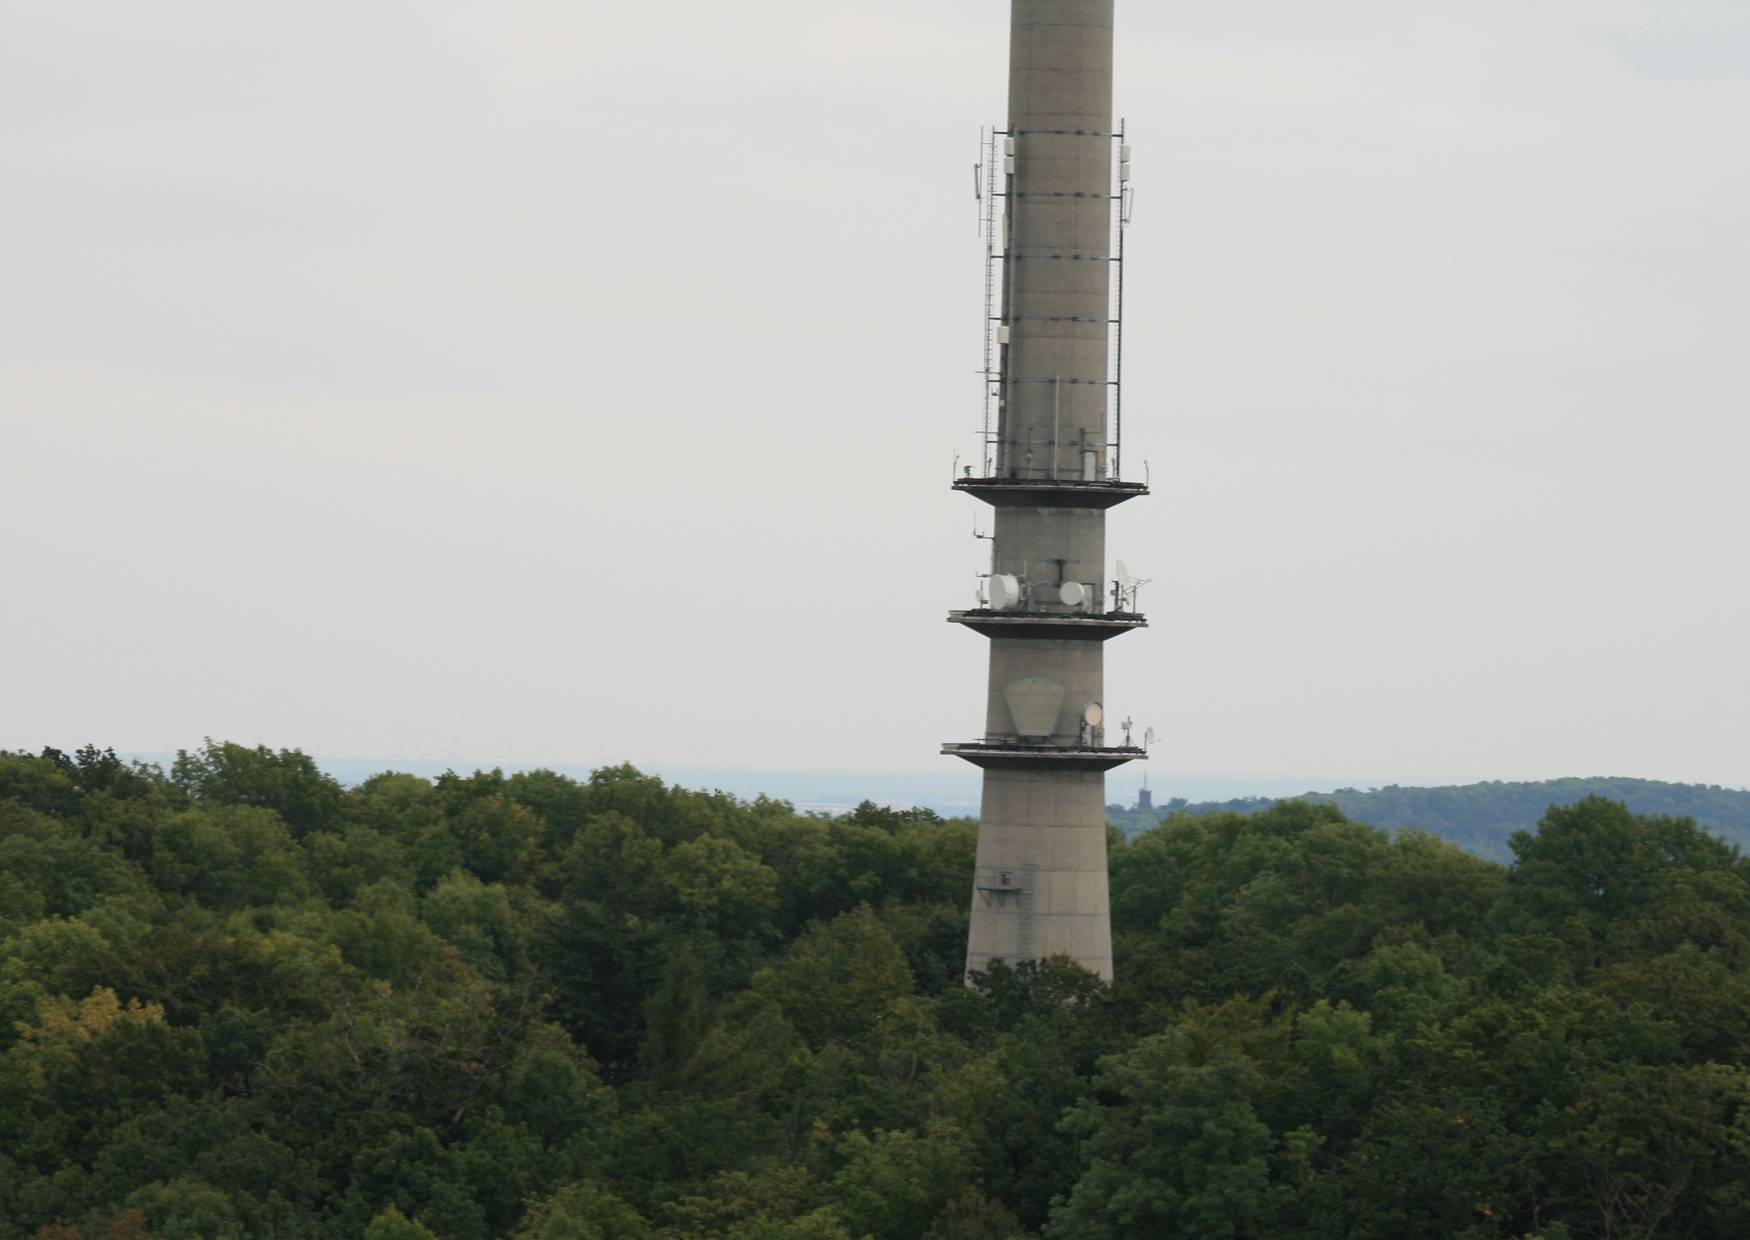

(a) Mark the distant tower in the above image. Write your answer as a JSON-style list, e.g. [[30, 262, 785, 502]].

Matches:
[[944, 0, 1145, 983]]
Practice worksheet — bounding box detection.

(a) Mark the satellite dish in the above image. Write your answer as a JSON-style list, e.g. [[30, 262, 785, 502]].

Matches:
[[1082, 702, 1104, 728], [989, 574, 1021, 610], [1059, 580, 1085, 607]]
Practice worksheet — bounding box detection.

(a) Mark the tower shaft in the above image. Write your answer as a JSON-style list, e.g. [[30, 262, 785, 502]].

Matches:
[[999, 0, 1114, 483], [946, 0, 1143, 985]]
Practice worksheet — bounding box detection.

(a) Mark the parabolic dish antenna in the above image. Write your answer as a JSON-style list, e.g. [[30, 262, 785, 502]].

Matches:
[[1059, 580, 1085, 607], [989, 574, 1020, 610], [1082, 702, 1104, 728]]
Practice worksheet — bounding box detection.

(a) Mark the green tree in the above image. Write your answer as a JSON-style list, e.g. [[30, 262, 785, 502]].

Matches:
[[753, 907, 913, 1048], [662, 835, 779, 943], [517, 1181, 652, 1239], [1047, 1015, 1303, 1240], [146, 807, 308, 910], [1507, 797, 1745, 939], [366, 1204, 444, 1239], [125, 1175, 241, 1239], [827, 1127, 973, 1240], [924, 1187, 1023, 1240], [169, 740, 343, 837], [639, 946, 711, 1086], [422, 870, 537, 982], [543, 813, 671, 1067], [659, 1166, 840, 1238]]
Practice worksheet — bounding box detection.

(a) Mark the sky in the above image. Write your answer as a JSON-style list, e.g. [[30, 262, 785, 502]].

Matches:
[[3, 1, 1747, 794]]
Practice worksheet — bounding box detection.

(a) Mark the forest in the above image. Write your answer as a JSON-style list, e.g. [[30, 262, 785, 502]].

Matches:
[[1110, 776, 1750, 861], [2, 742, 1748, 1239]]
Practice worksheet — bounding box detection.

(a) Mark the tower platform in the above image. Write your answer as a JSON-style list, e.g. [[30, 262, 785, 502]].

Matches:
[[941, 741, 1146, 772], [947, 609, 1146, 641], [953, 477, 1148, 510]]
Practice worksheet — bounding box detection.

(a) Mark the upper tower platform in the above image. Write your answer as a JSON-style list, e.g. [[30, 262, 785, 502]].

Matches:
[[953, 475, 1147, 509]]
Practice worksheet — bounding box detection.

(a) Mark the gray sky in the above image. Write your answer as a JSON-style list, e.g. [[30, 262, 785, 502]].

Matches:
[[4, 1, 1747, 789]]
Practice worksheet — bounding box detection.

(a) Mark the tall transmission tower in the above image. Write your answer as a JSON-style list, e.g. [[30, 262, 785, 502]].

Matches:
[[944, 0, 1146, 982]]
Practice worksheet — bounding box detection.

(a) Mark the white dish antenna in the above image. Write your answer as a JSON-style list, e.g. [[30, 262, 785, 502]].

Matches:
[[1082, 702, 1103, 728], [1114, 560, 1153, 611], [1059, 580, 1085, 607], [989, 574, 1021, 610]]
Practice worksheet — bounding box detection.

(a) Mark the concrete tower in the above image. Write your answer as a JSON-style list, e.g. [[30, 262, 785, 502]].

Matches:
[[944, 0, 1145, 983]]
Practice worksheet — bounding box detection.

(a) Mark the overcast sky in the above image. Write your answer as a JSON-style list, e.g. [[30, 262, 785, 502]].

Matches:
[[3, 0, 1747, 791]]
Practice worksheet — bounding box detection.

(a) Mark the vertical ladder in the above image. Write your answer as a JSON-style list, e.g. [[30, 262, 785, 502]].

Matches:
[[979, 127, 1003, 477], [1109, 121, 1131, 482], [1015, 863, 1038, 959]]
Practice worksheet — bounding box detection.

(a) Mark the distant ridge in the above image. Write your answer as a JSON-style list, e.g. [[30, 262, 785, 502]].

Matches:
[[1110, 776, 1750, 861]]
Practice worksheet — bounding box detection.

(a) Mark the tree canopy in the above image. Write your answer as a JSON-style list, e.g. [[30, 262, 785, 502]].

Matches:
[[2, 742, 1748, 1238], [1112, 775, 1750, 860]]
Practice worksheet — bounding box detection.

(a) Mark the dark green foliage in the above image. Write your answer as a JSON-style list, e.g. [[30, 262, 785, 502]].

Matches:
[[4, 747, 1750, 1237], [1113, 775, 1750, 860], [170, 741, 345, 839]]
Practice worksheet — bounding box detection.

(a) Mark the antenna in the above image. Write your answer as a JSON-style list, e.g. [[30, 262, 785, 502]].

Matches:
[[988, 574, 1021, 611], [1114, 559, 1153, 612], [1078, 702, 1104, 747]]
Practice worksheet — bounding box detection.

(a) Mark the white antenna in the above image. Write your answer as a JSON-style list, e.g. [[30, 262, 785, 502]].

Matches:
[[1143, 727, 1157, 751], [1113, 560, 1153, 612]]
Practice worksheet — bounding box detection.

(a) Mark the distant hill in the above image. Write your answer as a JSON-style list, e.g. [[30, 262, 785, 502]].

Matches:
[[1109, 776, 1750, 861]]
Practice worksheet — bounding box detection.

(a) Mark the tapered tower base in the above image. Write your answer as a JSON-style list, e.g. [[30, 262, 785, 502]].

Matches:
[[965, 767, 1114, 981]]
